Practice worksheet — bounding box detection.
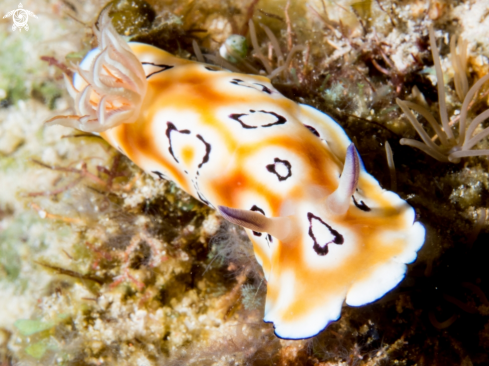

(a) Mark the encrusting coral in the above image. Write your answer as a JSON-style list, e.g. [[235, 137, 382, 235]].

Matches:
[[397, 24, 489, 163]]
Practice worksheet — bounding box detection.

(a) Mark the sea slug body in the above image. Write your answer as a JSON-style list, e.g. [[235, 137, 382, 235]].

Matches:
[[48, 16, 425, 340]]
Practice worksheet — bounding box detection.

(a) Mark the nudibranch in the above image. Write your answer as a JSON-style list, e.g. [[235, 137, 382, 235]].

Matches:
[[47, 16, 425, 339]]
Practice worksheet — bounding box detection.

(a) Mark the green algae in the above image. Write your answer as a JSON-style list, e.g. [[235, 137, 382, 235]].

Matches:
[[0, 213, 41, 283], [31, 81, 61, 110], [24, 340, 50, 359], [14, 314, 68, 337], [108, 0, 156, 36]]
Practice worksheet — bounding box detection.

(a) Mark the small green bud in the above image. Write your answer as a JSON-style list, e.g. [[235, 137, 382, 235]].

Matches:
[[219, 35, 248, 64]]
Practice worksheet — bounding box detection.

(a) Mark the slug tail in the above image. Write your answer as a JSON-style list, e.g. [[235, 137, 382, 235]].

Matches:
[[46, 10, 147, 133]]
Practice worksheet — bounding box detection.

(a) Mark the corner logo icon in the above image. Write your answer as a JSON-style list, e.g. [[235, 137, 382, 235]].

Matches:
[[3, 3, 37, 32]]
